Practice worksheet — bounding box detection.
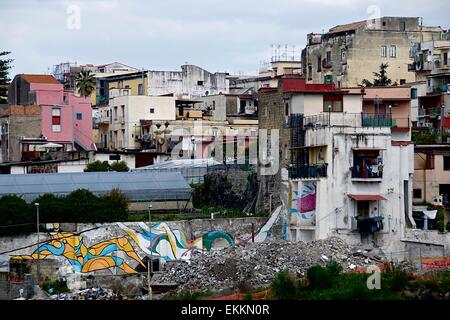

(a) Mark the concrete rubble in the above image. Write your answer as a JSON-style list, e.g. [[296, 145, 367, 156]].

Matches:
[[154, 237, 397, 293], [46, 288, 125, 300]]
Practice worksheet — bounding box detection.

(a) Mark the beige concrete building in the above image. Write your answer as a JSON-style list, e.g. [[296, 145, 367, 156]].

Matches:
[[302, 17, 444, 87], [413, 145, 450, 226]]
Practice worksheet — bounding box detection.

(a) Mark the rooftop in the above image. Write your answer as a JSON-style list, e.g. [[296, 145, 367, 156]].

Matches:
[[0, 171, 192, 203], [20, 74, 61, 85]]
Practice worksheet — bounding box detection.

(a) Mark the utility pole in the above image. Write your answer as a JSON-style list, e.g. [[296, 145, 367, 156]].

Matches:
[[34, 203, 40, 281], [148, 203, 153, 300], [441, 104, 445, 143]]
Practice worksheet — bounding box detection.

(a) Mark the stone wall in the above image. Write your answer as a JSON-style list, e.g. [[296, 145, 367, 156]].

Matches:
[[256, 88, 290, 212]]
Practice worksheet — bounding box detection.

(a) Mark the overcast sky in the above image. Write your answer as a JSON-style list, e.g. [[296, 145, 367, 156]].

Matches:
[[1, 0, 449, 76]]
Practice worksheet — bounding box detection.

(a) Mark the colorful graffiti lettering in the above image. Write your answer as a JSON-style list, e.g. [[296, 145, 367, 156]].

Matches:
[[421, 257, 450, 270], [13, 232, 145, 274], [118, 222, 235, 261], [290, 182, 317, 224]]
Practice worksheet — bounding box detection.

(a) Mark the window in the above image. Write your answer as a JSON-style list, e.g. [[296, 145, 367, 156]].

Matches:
[[323, 95, 343, 112], [76, 112, 83, 120], [114, 107, 118, 120], [307, 65, 312, 80], [317, 56, 322, 72], [444, 52, 448, 66], [341, 48, 346, 61], [411, 88, 418, 99], [138, 83, 144, 95], [390, 46, 397, 58], [381, 46, 387, 57], [425, 153, 435, 169], [150, 108, 155, 114], [326, 51, 331, 61], [413, 189, 422, 199], [284, 103, 289, 116], [197, 80, 204, 86], [51, 108, 61, 132], [324, 75, 333, 84], [444, 156, 450, 171], [400, 79, 406, 85]]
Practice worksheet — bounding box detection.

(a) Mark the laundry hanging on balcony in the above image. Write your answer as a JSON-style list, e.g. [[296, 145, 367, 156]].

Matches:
[[355, 216, 384, 233]]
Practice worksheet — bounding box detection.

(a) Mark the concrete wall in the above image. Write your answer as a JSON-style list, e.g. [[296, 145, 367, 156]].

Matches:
[[0, 105, 42, 162], [147, 65, 229, 99], [0, 217, 268, 283]]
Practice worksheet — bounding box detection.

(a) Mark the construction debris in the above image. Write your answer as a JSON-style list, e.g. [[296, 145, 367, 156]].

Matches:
[[47, 288, 125, 300], [155, 237, 392, 293]]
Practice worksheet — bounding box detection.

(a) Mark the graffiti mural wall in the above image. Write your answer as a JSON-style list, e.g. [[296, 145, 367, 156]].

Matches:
[[7, 218, 269, 275], [289, 182, 317, 227]]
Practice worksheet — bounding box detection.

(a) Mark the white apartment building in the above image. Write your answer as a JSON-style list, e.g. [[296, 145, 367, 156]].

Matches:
[[98, 93, 176, 151]]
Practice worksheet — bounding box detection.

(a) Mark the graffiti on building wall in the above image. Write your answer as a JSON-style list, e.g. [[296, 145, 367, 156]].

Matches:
[[290, 182, 317, 226], [13, 232, 144, 273], [117, 222, 235, 261], [12, 222, 236, 274], [421, 257, 450, 270]]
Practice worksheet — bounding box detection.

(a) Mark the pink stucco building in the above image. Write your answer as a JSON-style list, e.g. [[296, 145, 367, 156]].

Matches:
[[3, 74, 95, 162]]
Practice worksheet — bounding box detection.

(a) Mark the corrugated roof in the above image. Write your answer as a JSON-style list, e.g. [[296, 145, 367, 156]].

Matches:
[[0, 171, 191, 202], [20, 74, 61, 85]]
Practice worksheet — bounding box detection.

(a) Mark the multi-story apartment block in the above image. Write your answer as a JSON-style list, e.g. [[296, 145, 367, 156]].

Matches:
[[413, 38, 450, 134], [302, 17, 443, 87], [257, 77, 415, 252]]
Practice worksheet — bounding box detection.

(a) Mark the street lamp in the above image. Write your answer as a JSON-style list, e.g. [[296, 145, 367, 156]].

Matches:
[[147, 203, 153, 300], [191, 136, 195, 159], [389, 105, 392, 127], [34, 203, 40, 281]]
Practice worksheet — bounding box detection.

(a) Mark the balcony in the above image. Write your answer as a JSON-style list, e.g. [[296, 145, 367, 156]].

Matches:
[[351, 163, 383, 182], [289, 164, 328, 179], [322, 59, 332, 69], [99, 117, 110, 125], [361, 114, 393, 127]]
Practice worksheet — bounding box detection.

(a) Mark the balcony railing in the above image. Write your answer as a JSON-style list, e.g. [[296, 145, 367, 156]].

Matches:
[[289, 164, 328, 179], [351, 165, 383, 179]]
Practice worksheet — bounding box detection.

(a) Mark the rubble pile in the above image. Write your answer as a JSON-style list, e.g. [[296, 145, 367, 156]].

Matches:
[[47, 288, 125, 300], [156, 237, 388, 292]]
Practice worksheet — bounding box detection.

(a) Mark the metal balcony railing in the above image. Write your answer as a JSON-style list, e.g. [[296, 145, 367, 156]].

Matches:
[[289, 164, 328, 179]]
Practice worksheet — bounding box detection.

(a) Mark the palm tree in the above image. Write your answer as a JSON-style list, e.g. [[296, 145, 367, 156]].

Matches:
[[75, 70, 95, 97]]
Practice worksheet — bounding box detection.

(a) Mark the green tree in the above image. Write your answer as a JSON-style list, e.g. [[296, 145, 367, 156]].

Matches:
[[84, 160, 111, 172], [65, 189, 101, 222], [0, 195, 34, 236], [270, 270, 298, 300], [110, 161, 129, 172], [361, 63, 397, 87], [33, 194, 65, 223], [0, 51, 13, 104], [75, 70, 95, 98]]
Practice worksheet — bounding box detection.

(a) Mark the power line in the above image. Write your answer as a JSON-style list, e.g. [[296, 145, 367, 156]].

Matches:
[[0, 223, 34, 228], [0, 226, 100, 255]]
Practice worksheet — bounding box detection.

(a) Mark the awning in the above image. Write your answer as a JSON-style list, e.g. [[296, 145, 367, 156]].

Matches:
[[41, 143, 63, 148], [348, 194, 387, 201], [352, 148, 383, 151]]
